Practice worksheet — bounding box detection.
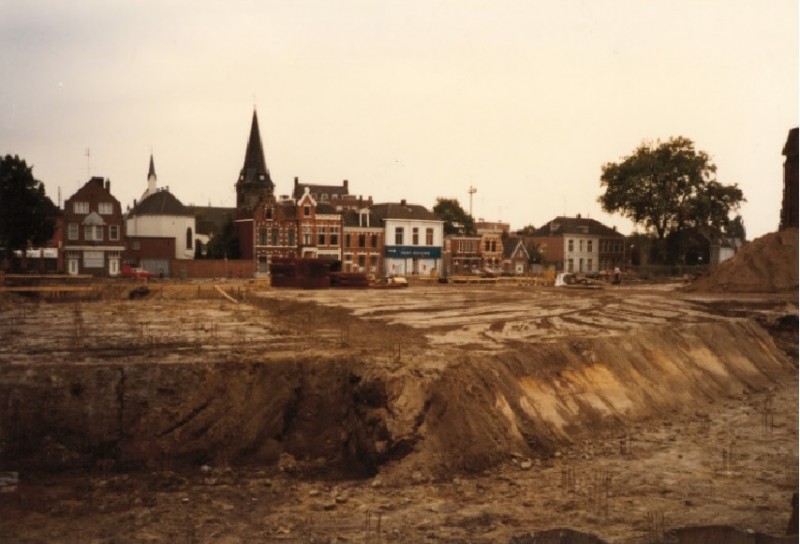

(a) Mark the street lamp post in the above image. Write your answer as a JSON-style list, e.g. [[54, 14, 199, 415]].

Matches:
[[468, 185, 477, 219]]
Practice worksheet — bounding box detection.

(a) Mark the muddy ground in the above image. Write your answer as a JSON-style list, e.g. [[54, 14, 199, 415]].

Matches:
[[0, 279, 797, 543]]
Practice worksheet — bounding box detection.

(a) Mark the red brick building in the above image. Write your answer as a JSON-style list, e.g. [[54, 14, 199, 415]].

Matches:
[[341, 208, 383, 273], [443, 235, 482, 276], [62, 176, 126, 276], [530, 215, 625, 273]]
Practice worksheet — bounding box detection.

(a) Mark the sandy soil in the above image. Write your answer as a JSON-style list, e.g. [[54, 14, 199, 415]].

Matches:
[[0, 280, 797, 543]]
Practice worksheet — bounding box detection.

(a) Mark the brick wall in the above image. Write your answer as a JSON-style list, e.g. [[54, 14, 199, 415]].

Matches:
[[170, 259, 255, 279]]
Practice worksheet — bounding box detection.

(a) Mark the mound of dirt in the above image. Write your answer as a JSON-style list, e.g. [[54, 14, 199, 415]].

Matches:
[[689, 228, 798, 293]]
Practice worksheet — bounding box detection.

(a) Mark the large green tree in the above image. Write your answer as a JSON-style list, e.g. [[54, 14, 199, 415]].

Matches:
[[433, 197, 474, 235], [205, 219, 240, 259], [598, 137, 744, 240], [0, 155, 58, 264]]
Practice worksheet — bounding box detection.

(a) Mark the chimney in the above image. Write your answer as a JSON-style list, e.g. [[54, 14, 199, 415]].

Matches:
[[294, 176, 299, 187], [105, 179, 111, 192], [343, 179, 348, 191], [400, 199, 407, 206], [576, 213, 582, 219]]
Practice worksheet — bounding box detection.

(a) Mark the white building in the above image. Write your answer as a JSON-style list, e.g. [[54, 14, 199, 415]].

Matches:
[[371, 201, 444, 277], [125, 155, 197, 261]]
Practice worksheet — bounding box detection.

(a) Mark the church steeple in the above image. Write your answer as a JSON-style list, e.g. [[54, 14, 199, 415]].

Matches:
[[236, 109, 274, 209], [148, 153, 157, 182], [140, 152, 158, 202]]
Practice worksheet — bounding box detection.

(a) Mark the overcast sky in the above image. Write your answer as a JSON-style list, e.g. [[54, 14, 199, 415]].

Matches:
[[1, 1, 797, 239]]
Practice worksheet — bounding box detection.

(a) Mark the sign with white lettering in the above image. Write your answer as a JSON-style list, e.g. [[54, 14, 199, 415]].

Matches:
[[385, 246, 442, 258]]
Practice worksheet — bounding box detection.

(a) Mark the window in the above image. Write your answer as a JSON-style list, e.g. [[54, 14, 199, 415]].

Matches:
[[587, 258, 593, 272], [412, 227, 419, 245], [370, 234, 379, 248], [265, 207, 273, 220], [186, 227, 193, 250], [587, 240, 593, 252], [73, 201, 89, 214], [330, 226, 339, 246], [317, 226, 326, 246], [567, 258, 574, 272], [109, 225, 120, 241], [258, 227, 267, 246], [345, 234, 352, 248], [370, 255, 378, 271], [287, 228, 296, 246], [83, 250, 104, 268], [358, 233, 366, 248], [303, 205, 311, 217], [68, 223, 79, 240], [132, 240, 141, 251], [98, 202, 113, 215], [426, 228, 434, 245], [84, 225, 103, 241], [568, 239, 574, 252], [358, 255, 366, 269], [302, 225, 312, 245], [394, 227, 404, 245], [270, 228, 279, 246]]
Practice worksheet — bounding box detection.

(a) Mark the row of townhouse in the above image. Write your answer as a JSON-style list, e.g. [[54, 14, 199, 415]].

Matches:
[[231, 110, 629, 278], [38, 108, 629, 278], [232, 110, 446, 278]]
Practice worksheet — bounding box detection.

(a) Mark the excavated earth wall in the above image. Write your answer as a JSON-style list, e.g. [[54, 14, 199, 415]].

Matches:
[[0, 317, 791, 478]]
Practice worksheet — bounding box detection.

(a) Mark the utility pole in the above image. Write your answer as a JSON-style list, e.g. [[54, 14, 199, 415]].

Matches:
[[468, 185, 477, 218]]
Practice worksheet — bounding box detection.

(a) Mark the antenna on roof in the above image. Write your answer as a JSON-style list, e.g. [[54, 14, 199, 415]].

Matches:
[[85, 148, 91, 178]]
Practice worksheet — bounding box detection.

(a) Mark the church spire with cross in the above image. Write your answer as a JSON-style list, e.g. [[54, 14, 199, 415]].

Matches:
[[235, 108, 274, 209]]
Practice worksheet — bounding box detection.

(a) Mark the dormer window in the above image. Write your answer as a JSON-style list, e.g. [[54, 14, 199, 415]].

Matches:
[[265, 207, 273, 220]]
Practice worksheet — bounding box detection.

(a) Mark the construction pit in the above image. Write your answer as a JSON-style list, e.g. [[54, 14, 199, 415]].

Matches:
[[0, 275, 797, 543]]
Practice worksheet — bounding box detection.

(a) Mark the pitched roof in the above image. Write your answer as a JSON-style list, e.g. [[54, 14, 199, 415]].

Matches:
[[292, 178, 349, 200], [502, 236, 529, 259], [371, 202, 439, 222], [316, 202, 338, 215], [341, 208, 380, 228], [238, 110, 273, 189], [532, 216, 624, 238], [129, 190, 192, 217]]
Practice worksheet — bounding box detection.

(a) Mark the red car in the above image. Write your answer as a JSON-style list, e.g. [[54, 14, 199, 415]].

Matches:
[[121, 264, 155, 279]]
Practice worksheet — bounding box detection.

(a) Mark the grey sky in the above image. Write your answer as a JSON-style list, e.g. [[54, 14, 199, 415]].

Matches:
[[1, 1, 797, 239]]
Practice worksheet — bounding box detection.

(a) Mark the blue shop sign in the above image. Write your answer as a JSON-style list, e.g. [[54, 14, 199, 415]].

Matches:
[[385, 246, 442, 258]]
